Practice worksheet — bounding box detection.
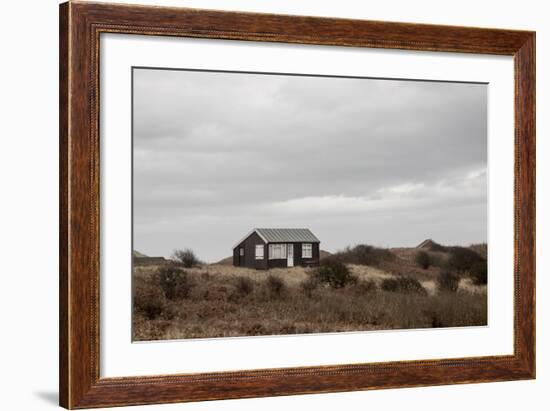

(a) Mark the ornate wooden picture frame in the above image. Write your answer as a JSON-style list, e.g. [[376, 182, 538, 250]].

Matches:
[[59, 1, 535, 408]]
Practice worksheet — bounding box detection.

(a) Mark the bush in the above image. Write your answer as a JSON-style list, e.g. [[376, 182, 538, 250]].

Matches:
[[428, 253, 447, 268], [266, 275, 286, 298], [438, 272, 460, 293], [172, 248, 200, 268], [447, 246, 482, 272], [470, 260, 488, 285], [236, 276, 254, 295], [300, 276, 319, 298], [469, 243, 488, 259], [155, 265, 193, 300], [353, 279, 377, 295], [232, 276, 254, 299], [415, 251, 431, 269], [312, 258, 356, 289], [332, 244, 394, 267], [134, 280, 166, 320], [381, 277, 426, 294]]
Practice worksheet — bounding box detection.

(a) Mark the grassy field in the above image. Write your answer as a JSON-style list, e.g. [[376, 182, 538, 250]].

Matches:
[[133, 243, 487, 341]]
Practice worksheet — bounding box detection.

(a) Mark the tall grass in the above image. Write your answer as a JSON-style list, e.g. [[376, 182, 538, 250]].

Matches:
[[133, 265, 487, 341]]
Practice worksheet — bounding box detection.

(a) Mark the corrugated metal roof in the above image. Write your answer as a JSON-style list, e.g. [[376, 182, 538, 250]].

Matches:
[[256, 228, 320, 243]]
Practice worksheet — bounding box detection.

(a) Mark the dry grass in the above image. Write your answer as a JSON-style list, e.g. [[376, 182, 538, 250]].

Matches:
[[202, 264, 310, 286], [133, 262, 487, 341]]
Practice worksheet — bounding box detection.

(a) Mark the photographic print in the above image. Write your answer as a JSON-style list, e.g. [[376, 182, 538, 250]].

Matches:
[[132, 68, 488, 341], [60, 5, 535, 406]]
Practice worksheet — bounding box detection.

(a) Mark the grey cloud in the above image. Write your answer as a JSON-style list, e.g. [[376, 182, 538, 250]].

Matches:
[[133, 68, 487, 261]]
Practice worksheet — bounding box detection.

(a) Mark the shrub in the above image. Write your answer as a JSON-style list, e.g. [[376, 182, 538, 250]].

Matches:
[[470, 260, 488, 285], [231, 276, 254, 300], [172, 248, 200, 268], [381, 276, 426, 294], [415, 251, 431, 269], [427, 241, 447, 252], [437, 272, 460, 293], [300, 276, 319, 298], [134, 280, 166, 320], [312, 258, 356, 289], [236, 276, 254, 295], [469, 243, 488, 259], [447, 246, 482, 272], [332, 244, 394, 267], [380, 278, 398, 292], [428, 253, 447, 268], [155, 265, 193, 300], [266, 275, 286, 299], [353, 279, 378, 295]]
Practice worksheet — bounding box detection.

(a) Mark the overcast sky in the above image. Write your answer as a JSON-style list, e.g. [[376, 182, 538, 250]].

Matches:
[[133, 68, 487, 262]]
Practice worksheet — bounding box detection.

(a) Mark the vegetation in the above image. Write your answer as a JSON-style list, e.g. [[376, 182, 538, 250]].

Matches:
[[437, 272, 460, 293], [470, 260, 488, 285], [234, 276, 254, 297], [300, 276, 319, 298], [469, 243, 488, 259], [311, 258, 357, 289], [444, 246, 487, 285], [132, 241, 488, 341], [354, 279, 378, 295], [156, 265, 194, 300], [415, 251, 431, 269], [172, 248, 200, 268], [447, 246, 483, 272], [133, 263, 487, 340], [265, 275, 287, 299], [133, 276, 165, 320], [381, 276, 426, 294], [332, 244, 394, 267]]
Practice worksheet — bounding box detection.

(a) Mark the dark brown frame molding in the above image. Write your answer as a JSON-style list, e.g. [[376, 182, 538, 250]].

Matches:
[[59, 1, 535, 408]]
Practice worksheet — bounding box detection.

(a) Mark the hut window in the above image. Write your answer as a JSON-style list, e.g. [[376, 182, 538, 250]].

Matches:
[[255, 245, 264, 259], [239, 248, 244, 257], [269, 244, 287, 259], [302, 243, 312, 258]]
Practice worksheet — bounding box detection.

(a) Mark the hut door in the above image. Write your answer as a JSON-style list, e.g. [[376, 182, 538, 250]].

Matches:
[[287, 244, 294, 267], [239, 247, 244, 266]]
